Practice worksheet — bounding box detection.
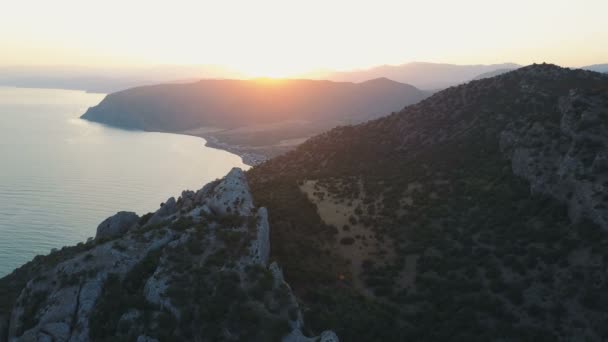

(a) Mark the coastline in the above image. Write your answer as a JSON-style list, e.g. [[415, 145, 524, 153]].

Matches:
[[176, 126, 270, 166], [80, 117, 268, 166], [199, 135, 268, 166]]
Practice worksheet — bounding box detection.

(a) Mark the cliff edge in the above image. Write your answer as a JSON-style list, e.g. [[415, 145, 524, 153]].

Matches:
[[0, 168, 337, 342]]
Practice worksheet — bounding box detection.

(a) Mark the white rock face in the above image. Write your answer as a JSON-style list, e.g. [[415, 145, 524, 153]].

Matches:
[[6, 231, 175, 342], [204, 167, 255, 216], [147, 197, 177, 225], [250, 208, 270, 265], [4, 168, 338, 342], [95, 211, 139, 240]]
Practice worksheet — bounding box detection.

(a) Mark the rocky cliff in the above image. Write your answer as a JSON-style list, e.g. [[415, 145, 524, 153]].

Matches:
[[0, 168, 337, 342]]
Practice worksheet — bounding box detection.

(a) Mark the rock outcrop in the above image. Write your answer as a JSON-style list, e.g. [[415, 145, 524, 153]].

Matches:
[[1, 168, 337, 342], [501, 89, 608, 230], [95, 211, 139, 240]]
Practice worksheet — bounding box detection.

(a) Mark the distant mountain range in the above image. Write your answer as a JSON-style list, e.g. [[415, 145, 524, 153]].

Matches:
[[583, 63, 608, 73], [472, 68, 518, 80], [312, 62, 522, 89], [81, 78, 429, 162], [0, 62, 524, 93], [2, 62, 606, 93], [0, 65, 245, 93]]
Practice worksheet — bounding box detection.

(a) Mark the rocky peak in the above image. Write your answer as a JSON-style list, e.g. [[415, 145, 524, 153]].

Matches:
[[0, 168, 337, 342]]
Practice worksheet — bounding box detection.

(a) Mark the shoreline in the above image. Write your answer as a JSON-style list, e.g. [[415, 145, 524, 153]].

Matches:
[[80, 117, 273, 166], [81, 117, 268, 167], [198, 135, 268, 167]]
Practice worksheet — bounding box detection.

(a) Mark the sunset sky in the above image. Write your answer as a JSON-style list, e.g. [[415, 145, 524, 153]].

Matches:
[[1, 0, 607, 77]]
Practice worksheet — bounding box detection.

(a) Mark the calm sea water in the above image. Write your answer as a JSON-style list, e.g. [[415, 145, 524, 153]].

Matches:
[[0, 87, 248, 276]]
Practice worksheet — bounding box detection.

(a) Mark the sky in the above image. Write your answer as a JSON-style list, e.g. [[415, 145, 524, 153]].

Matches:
[[1, 0, 607, 77]]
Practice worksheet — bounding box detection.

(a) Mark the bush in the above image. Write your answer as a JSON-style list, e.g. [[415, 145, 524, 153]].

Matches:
[[340, 237, 355, 245], [170, 217, 193, 231]]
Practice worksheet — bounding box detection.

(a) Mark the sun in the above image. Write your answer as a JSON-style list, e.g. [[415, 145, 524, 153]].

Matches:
[[232, 59, 312, 79], [242, 67, 300, 79]]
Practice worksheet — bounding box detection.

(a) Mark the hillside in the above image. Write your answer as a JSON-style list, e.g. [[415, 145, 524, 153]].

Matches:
[[81, 78, 428, 163], [0, 169, 338, 342], [248, 64, 608, 340], [314, 62, 521, 89]]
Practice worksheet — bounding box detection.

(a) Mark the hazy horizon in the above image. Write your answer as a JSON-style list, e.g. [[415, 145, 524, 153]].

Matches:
[[0, 56, 605, 81], [2, 0, 607, 78]]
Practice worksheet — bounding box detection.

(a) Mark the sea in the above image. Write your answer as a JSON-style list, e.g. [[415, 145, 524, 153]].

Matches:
[[0, 87, 248, 276]]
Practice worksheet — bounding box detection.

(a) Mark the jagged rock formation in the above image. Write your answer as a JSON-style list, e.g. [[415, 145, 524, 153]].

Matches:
[[0, 168, 337, 342]]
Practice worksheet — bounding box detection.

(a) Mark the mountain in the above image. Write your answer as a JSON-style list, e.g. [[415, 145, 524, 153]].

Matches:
[[583, 63, 608, 73], [314, 62, 522, 89], [5, 64, 608, 341], [472, 67, 519, 80], [82, 78, 429, 163], [0, 65, 245, 93], [0, 169, 338, 342], [247, 64, 608, 340]]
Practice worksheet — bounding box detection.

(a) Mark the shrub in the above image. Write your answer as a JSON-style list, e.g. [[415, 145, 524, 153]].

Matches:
[[340, 237, 355, 245]]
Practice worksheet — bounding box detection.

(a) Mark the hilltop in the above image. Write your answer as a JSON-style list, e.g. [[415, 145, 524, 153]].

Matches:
[[248, 64, 608, 340]]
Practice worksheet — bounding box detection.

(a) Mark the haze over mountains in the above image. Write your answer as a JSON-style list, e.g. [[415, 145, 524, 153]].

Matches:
[[79, 62, 608, 165], [312, 62, 522, 89], [583, 64, 608, 73], [0, 65, 245, 93], [3, 62, 605, 95], [1, 62, 524, 93]]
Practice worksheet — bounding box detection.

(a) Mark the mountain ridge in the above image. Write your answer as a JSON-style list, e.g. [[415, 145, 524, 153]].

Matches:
[[313, 62, 522, 89], [247, 64, 608, 340], [81, 77, 429, 164]]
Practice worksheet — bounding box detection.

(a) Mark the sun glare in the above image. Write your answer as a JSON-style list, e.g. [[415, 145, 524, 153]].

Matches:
[[1, 0, 607, 71], [237, 63, 309, 79]]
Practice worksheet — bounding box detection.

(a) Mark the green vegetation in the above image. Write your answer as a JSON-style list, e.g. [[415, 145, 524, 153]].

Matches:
[[17, 289, 48, 335], [248, 65, 608, 340], [90, 250, 163, 341], [1, 239, 99, 334], [169, 216, 193, 231]]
